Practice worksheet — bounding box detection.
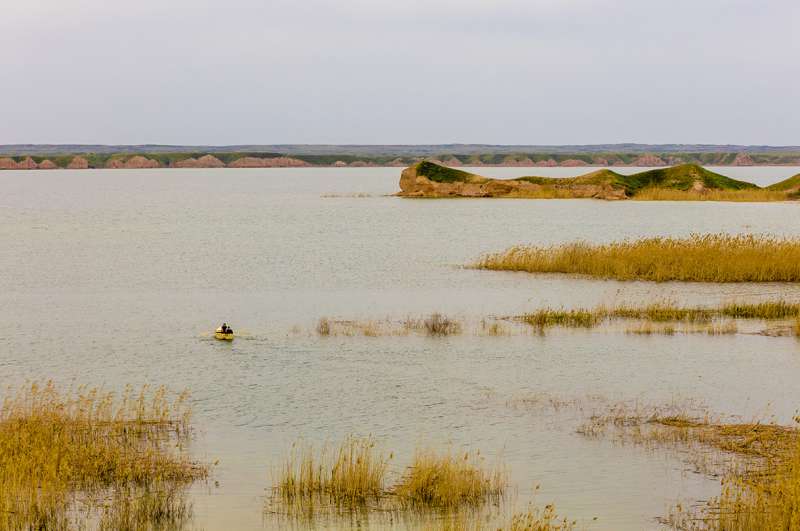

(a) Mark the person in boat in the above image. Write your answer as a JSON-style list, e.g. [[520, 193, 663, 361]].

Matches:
[[220, 323, 230, 333]]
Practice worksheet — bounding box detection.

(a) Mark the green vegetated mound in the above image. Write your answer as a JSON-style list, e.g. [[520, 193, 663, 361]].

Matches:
[[415, 160, 485, 183], [400, 161, 800, 201], [623, 164, 757, 192], [767, 172, 800, 192]]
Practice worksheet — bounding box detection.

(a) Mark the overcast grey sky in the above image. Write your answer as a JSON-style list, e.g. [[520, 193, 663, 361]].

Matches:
[[2, 0, 798, 145]]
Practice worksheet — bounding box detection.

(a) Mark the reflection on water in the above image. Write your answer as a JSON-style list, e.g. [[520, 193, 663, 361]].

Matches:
[[2, 167, 800, 529]]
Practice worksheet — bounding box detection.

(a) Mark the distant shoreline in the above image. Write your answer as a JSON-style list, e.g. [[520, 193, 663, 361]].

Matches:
[[2, 152, 800, 171]]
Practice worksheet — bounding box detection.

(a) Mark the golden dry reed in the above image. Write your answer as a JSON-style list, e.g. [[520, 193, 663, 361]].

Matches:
[[518, 299, 798, 333], [0, 381, 206, 531], [275, 435, 391, 505], [475, 234, 800, 282], [315, 314, 463, 337], [422, 502, 577, 531], [632, 187, 790, 202], [712, 437, 800, 530], [580, 403, 800, 529], [394, 449, 505, 508]]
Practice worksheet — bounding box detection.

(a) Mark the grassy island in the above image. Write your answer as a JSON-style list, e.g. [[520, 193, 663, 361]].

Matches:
[[399, 161, 800, 201]]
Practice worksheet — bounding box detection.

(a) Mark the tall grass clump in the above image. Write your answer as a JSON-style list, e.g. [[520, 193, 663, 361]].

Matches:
[[521, 309, 598, 330], [474, 234, 800, 282], [316, 317, 332, 336], [275, 435, 390, 506], [721, 300, 800, 319], [424, 313, 462, 336], [394, 449, 505, 508], [0, 381, 206, 530]]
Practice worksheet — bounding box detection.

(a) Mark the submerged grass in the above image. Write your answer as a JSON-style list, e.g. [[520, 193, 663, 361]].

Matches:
[[631, 188, 790, 202], [516, 300, 796, 333], [314, 314, 464, 337], [0, 381, 207, 530], [579, 401, 800, 530], [474, 234, 800, 282]]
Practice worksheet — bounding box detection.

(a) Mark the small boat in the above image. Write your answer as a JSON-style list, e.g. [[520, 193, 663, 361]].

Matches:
[[214, 326, 234, 341]]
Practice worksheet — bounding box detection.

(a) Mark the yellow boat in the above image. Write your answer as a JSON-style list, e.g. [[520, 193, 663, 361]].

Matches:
[[214, 327, 234, 341]]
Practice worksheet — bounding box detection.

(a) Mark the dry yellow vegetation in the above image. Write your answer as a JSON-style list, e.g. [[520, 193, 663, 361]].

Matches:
[[475, 234, 800, 282], [274, 435, 391, 506], [0, 381, 207, 530], [394, 449, 505, 508], [632, 187, 790, 202], [579, 403, 800, 530]]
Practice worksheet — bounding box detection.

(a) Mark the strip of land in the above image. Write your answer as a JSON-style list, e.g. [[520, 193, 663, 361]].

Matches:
[[2, 143, 800, 170], [399, 161, 800, 200]]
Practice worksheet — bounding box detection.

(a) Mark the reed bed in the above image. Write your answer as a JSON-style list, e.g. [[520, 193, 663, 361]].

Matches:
[[422, 502, 577, 530], [314, 314, 464, 337], [424, 313, 463, 336], [507, 504, 577, 531], [271, 439, 506, 521], [394, 449, 505, 508], [275, 435, 390, 505], [625, 321, 737, 336], [516, 299, 800, 334], [0, 381, 206, 530], [632, 188, 790, 202], [474, 234, 800, 282], [720, 300, 800, 319], [578, 402, 800, 530], [314, 299, 799, 338], [521, 309, 598, 330], [625, 322, 676, 335]]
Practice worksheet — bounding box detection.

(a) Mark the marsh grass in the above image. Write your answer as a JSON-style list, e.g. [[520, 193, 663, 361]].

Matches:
[[625, 322, 676, 335], [721, 300, 800, 319], [480, 319, 510, 336], [515, 300, 798, 334], [275, 435, 391, 507], [424, 313, 462, 336], [520, 309, 598, 331], [0, 381, 206, 530], [625, 320, 736, 336], [98, 482, 193, 531], [507, 504, 577, 531], [631, 188, 790, 202], [271, 440, 507, 524], [314, 314, 464, 337], [316, 317, 332, 336], [394, 449, 505, 508], [421, 502, 577, 531], [474, 234, 800, 282], [578, 402, 800, 530]]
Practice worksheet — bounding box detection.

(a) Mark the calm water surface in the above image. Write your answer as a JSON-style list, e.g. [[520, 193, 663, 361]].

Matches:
[[2, 166, 800, 530]]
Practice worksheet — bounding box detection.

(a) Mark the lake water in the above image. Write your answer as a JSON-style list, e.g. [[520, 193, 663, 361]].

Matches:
[[2, 166, 800, 530]]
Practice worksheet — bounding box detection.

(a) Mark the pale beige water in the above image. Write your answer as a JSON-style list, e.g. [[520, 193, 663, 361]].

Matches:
[[2, 166, 800, 530]]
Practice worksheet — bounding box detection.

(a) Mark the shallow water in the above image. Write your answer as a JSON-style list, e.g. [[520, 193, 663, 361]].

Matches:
[[2, 166, 800, 530]]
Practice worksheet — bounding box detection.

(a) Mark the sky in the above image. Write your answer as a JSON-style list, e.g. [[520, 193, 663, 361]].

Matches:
[[1, 0, 798, 145]]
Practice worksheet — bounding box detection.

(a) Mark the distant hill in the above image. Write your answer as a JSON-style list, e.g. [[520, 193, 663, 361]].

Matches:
[[1, 144, 799, 169]]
